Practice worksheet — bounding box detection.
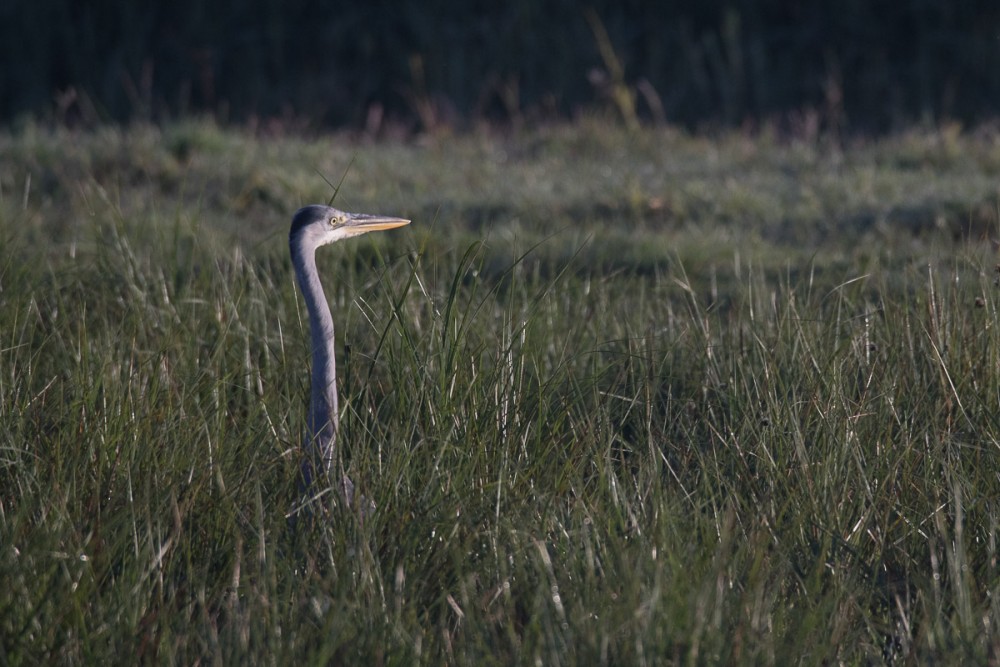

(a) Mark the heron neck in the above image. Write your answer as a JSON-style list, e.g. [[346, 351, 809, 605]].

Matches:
[[291, 241, 339, 458]]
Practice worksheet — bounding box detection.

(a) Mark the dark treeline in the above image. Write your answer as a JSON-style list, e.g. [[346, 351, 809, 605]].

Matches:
[[2, 0, 998, 132]]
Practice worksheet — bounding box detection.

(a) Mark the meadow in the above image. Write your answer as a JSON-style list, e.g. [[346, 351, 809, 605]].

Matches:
[[2, 119, 1000, 663]]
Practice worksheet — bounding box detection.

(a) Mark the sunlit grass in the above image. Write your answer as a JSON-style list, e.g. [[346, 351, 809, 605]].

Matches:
[[2, 120, 1000, 663]]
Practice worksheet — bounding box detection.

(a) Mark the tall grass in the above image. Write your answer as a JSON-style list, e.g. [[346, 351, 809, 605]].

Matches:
[[3, 2, 997, 129], [2, 122, 1000, 663]]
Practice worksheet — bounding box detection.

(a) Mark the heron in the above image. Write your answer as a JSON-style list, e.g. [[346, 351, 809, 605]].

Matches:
[[289, 204, 410, 513]]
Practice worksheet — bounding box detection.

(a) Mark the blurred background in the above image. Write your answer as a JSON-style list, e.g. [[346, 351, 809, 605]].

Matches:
[[2, 0, 999, 133]]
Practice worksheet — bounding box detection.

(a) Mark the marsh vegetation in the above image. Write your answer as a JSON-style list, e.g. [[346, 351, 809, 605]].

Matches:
[[3, 120, 1000, 663]]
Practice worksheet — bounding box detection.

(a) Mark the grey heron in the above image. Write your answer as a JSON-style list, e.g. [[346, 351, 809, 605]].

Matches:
[[289, 204, 410, 512]]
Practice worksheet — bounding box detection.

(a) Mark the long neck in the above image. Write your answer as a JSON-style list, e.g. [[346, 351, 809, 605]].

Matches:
[[291, 239, 338, 472]]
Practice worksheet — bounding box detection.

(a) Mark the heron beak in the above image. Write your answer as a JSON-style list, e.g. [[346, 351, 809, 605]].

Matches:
[[345, 213, 411, 233]]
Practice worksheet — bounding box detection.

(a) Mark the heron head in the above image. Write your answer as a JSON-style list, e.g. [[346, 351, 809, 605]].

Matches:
[[290, 204, 410, 249]]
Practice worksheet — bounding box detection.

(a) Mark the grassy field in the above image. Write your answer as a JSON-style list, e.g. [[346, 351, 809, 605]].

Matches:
[[3, 119, 1000, 664]]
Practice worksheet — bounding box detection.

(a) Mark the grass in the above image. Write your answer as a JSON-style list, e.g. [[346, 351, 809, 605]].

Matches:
[[2, 118, 1000, 663]]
